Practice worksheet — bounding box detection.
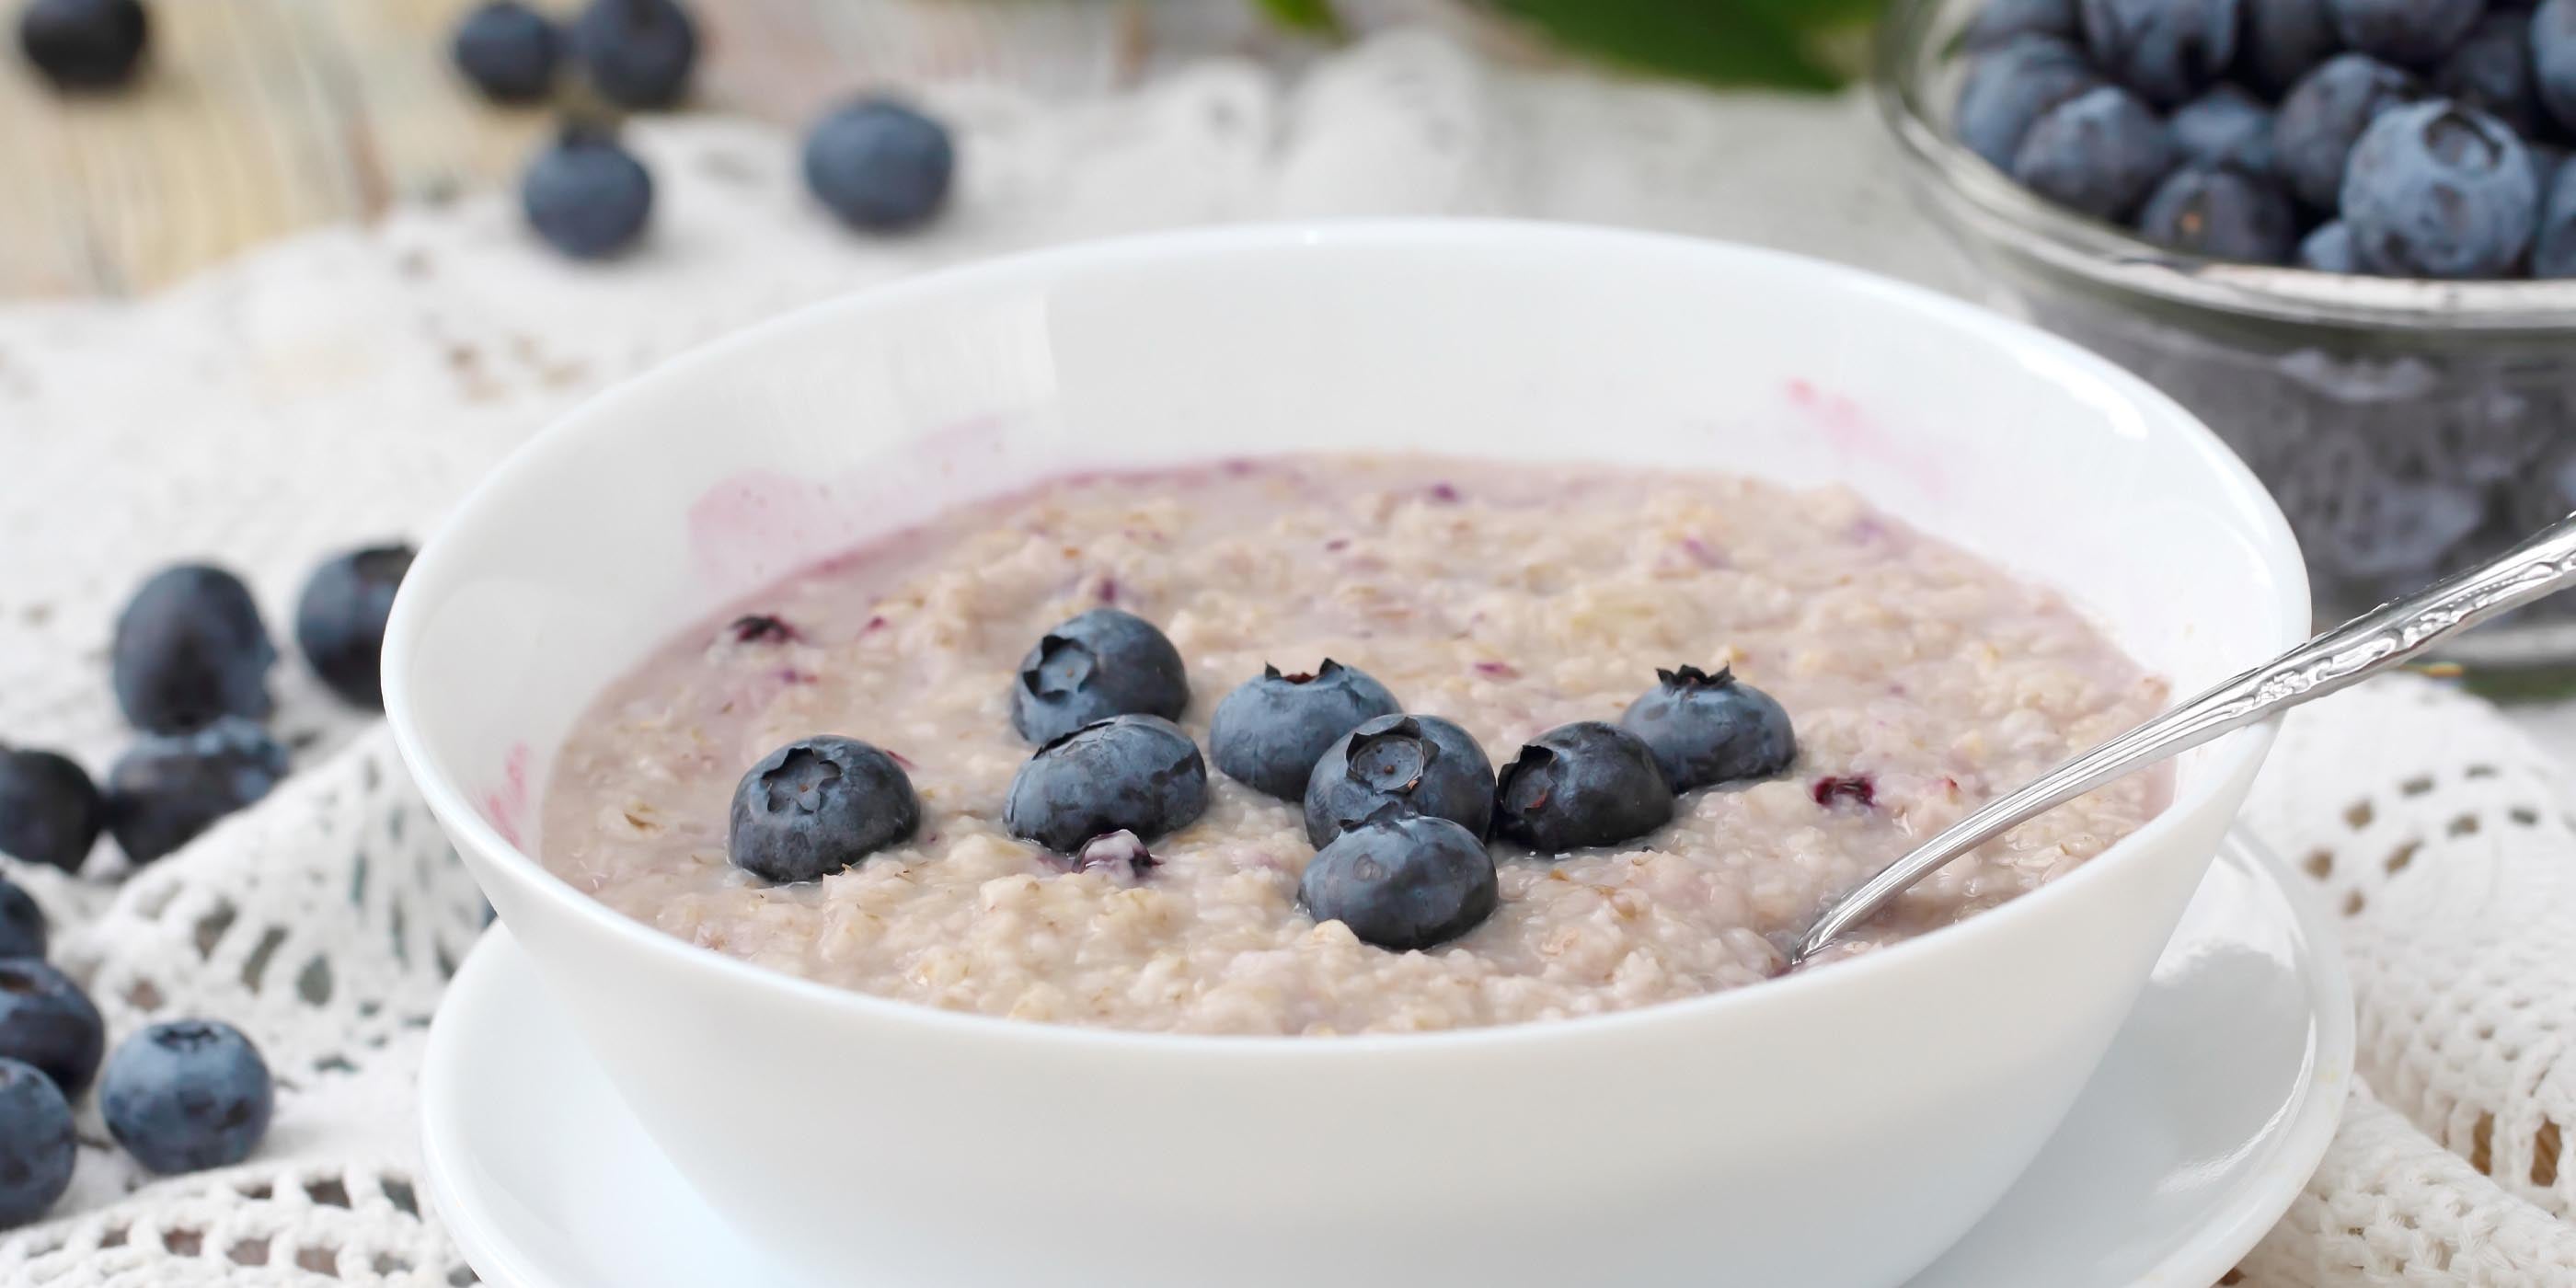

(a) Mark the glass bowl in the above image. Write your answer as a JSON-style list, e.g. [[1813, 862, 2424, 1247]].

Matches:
[[1874, 0, 2576, 685]]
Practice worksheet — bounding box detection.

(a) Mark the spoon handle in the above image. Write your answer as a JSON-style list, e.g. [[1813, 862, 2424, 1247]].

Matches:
[[1788, 510, 2576, 965]]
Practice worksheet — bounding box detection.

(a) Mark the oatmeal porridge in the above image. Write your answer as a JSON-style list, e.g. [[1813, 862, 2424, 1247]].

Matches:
[[541, 454, 2170, 1035]]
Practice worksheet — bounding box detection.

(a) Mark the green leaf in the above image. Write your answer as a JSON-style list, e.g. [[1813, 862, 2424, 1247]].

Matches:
[[1255, 0, 1343, 36], [1486, 0, 1880, 89]]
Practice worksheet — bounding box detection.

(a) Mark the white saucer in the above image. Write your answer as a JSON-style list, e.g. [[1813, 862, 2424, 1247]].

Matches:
[[421, 834, 2352, 1288]]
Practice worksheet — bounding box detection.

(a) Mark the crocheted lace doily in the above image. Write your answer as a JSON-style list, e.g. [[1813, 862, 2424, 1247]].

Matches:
[[1, 30, 2568, 1286]]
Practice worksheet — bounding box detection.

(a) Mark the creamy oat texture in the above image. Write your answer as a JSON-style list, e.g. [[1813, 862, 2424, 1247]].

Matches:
[[542, 455, 2170, 1035]]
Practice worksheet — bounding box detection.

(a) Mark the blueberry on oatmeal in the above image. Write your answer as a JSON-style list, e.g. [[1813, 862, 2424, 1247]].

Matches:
[[111, 564, 276, 735], [0, 960, 102, 1097], [1208, 660, 1402, 800], [1298, 813, 1498, 952], [1618, 666, 1797, 792], [727, 736, 920, 883], [100, 1019, 273, 1175], [1005, 715, 1207, 854], [1302, 714, 1496, 847], [0, 747, 104, 873], [1493, 722, 1674, 855], [0, 1059, 72, 1226], [1008, 607, 1190, 744]]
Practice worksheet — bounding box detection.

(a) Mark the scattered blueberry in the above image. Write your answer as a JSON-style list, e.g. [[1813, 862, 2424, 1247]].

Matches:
[[1965, 0, 2079, 49], [1957, 35, 2103, 169], [2536, 162, 2576, 274], [1004, 715, 1207, 854], [1297, 814, 1498, 951], [2434, 12, 2545, 133], [2138, 164, 2303, 261], [2298, 218, 2364, 269], [569, 0, 695, 109], [2275, 54, 2425, 209], [2170, 85, 2279, 172], [0, 960, 102, 1097], [0, 1060, 73, 1227], [17, 0, 144, 90], [451, 0, 559, 104], [2539, 0, 2576, 133], [2325, 0, 2487, 67], [802, 98, 956, 233], [0, 879, 42, 961], [0, 748, 104, 874], [295, 543, 413, 710], [726, 737, 919, 883], [1302, 714, 1495, 847], [2012, 84, 2179, 219], [1208, 661, 1402, 801], [105, 717, 290, 866], [2240, 0, 2342, 97], [2076, 0, 2240, 106], [521, 125, 653, 259], [2342, 100, 2539, 277], [1493, 722, 1674, 854], [100, 1019, 273, 1175], [110, 564, 275, 735], [1617, 666, 1797, 792], [1008, 608, 1190, 745]]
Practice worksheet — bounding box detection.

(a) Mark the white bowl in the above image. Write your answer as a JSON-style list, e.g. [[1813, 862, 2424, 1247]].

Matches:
[[384, 220, 2308, 1288]]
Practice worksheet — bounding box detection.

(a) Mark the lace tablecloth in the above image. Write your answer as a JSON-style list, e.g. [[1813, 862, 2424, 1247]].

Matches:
[[2, 30, 2570, 1286]]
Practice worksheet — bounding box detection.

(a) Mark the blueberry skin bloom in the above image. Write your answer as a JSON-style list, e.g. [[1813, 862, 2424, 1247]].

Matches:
[[2434, 12, 2544, 135], [2297, 219, 2364, 270], [0, 960, 103, 1098], [2276, 54, 2423, 210], [0, 879, 44, 961], [1006, 715, 1208, 854], [451, 0, 560, 104], [1298, 814, 1498, 952], [1493, 722, 1675, 855], [2240, 0, 2341, 97], [1618, 666, 1798, 792], [728, 737, 920, 883], [2011, 85, 2179, 220], [295, 543, 415, 710], [100, 1020, 274, 1175], [2137, 165, 2303, 263], [803, 98, 957, 233], [2077, 0, 2240, 107], [1302, 714, 1496, 847], [1008, 608, 1190, 745], [2540, 0, 2576, 135], [570, 0, 696, 109], [0, 747, 105, 873], [2170, 85, 2279, 174], [1956, 35, 2101, 169], [2531, 162, 2576, 276], [2342, 100, 2539, 278], [106, 717, 291, 866], [2326, 0, 2486, 68], [1209, 661, 1402, 801], [0, 1059, 74, 1227], [521, 127, 654, 259], [111, 564, 277, 735]]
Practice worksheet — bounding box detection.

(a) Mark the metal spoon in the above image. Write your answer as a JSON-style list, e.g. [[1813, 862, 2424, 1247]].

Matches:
[[1788, 510, 2576, 966]]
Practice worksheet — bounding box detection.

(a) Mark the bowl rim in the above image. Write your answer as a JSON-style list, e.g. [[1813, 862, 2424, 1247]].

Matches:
[[383, 216, 2311, 1058], [1874, 0, 2576, 335]]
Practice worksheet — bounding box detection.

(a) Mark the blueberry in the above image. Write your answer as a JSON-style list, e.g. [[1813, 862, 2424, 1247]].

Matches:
[[1957, 35, 2103, 169], [2342, 100, 2538, 277], [2326, 0, 2486, 66], [2434, 13, 2544, 132], [2171, 85, 2279, 173], [569, 0, 695, 109], [2012, 85, 2179, 219], [1617, 666, 1798, 793], [106, 717, 290, 866], [802, 98, 956, 233], [1965, 0, 2080, 49], [111, 564, 276, 735], [2298, 218, 2364, 269], [0, 879, 42, 961], [100, 1019, 273, 1175], [726, 736, 920, 883], [0, 1059, 72, 1227], [2533, 140, 2568, 191], [2077, 0, 2240, 106], [521, 126, 653, 259], [2275, 54, 2424, 209], [1302, 714, 1495, 847], [0, 960, 101, 1098], [1208, 661, 1402, 801], [1297, 814, 1497, 952], [2538, 0, 2576, 133], [1004, 715, 1207, 854], [0, 748, 104, 874], [2240, 0, 2342, 97], [294, 543, 413, 710], [1008, 608, 1190, 745], [2138, 164, 2303, 261], [1492, 722, 1675, 855], [17, 0, 144, 90], [452, 0, 559, 104], [2535, 160, 2576, 273]]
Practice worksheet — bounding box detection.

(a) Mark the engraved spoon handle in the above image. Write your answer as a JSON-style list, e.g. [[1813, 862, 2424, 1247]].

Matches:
[[1789, 511, 2576, 965]]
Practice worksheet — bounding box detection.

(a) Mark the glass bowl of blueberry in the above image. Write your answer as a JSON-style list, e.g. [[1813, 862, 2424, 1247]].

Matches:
[[1878, 0, 2576, 685]]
